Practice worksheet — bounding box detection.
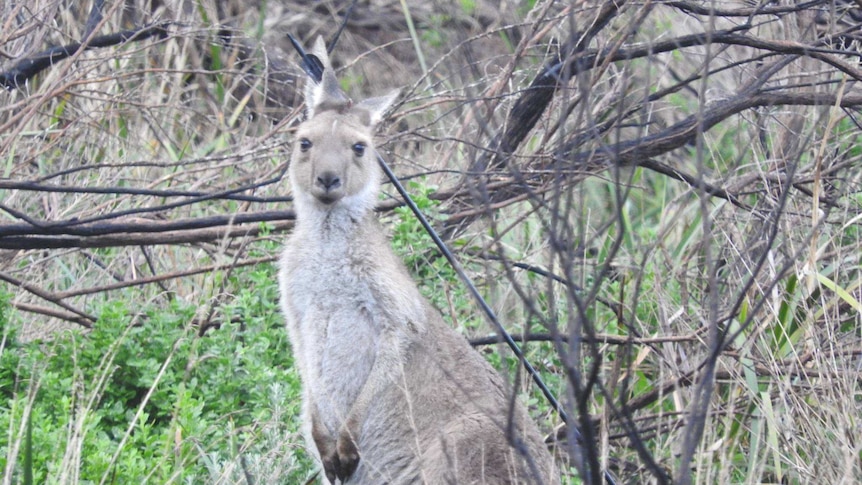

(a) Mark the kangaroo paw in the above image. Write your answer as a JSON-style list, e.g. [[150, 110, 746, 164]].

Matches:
[[335, 429, 360, 481], [315, 441, 339, 483]]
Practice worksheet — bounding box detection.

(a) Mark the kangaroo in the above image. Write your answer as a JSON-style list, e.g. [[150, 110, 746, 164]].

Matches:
[[278, 37, 560, 485]]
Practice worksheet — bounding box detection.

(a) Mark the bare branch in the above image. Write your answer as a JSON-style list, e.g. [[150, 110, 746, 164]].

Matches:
[[0, 22, 171, 90]]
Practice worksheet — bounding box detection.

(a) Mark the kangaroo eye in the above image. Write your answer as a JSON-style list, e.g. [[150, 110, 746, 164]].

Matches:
[[299, 138, 312, 152], [352, 142, 366, 157]]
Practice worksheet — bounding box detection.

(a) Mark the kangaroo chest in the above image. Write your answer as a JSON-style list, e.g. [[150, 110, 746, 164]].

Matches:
[[286, 239, 384, 425]]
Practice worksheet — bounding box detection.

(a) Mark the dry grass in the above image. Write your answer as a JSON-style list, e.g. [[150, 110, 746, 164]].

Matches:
[[2, 0, 862, 483]]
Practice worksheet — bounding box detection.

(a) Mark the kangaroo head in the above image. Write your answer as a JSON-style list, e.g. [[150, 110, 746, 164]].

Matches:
[[290, 37, 399, 216]]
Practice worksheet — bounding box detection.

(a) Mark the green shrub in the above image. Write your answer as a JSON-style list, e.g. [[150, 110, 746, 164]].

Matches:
[[0, 264, 313, 484]]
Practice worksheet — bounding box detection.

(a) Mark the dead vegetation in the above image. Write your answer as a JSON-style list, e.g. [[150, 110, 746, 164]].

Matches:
[[2, 0, 862, 483]]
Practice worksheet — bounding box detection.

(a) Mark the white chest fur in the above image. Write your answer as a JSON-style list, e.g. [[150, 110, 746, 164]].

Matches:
[[279, 230, 383, 432]]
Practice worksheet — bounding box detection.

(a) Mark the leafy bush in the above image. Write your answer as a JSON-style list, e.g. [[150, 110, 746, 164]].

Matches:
[[0, 265, 313, 484]]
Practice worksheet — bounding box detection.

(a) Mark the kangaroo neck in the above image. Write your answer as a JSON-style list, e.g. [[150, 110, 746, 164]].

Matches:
[[295, 202, 375, 242]]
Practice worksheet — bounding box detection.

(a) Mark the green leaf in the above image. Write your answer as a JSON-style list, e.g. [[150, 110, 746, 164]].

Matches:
[[816, 272, 862, 313]]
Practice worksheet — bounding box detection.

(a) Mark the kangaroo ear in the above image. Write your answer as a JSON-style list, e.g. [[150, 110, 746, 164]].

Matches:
[[355, 89, 400, 126], [304, 36, 350, 118], [308, 36, 332, 71]]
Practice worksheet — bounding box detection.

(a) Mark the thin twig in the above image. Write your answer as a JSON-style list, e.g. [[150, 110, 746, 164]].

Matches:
[[0, 271, 96, 324]]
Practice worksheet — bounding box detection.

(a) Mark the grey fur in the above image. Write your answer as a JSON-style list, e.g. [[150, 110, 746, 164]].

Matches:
[[278, 37, 560, 485]]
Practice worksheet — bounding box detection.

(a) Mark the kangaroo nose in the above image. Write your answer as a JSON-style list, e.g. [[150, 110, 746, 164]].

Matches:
[[317, 172, 341, 191]]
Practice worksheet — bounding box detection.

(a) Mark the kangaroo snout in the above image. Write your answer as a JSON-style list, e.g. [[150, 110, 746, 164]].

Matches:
[[316, 172, 342, 191]]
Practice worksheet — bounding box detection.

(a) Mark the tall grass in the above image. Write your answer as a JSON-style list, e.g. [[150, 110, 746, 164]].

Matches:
[[2, 0, 861, 484]]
